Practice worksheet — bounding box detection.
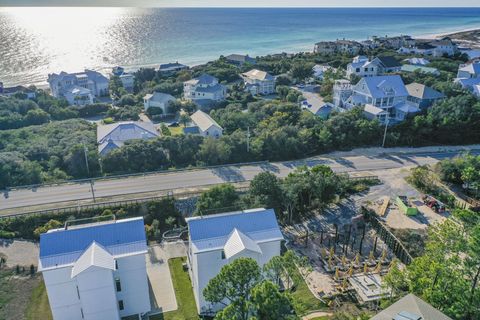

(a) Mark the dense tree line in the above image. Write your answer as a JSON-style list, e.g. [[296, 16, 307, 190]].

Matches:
[[195, 166, 375, 223], [437, 153, 480, 198], [383, 209, 480, 320], [0, 119, 99, 188], [0, 198, 180, 240], [0, 93, 111, 131]]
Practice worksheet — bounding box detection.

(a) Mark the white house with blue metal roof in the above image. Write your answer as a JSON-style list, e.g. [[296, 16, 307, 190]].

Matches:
[[185, 208, 284, 315], [38, 217, 151, 320]]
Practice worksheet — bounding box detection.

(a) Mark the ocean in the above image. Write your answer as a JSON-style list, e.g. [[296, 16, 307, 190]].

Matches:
[[1, 7, 480, 86]]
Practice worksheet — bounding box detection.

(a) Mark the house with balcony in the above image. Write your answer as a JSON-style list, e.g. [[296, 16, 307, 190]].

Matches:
[[241, 69, 276, 95], [406, 83, 445, 109], [184, 74, 226, 107], [38, 217, 151, 320], [346, 56, 380, 78], [186, 208, 284, 315], [48, 69, 109, 105], [336, 75, 419, 124]]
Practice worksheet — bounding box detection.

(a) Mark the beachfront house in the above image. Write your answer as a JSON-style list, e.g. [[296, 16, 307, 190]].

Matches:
[[97, 121, 159, 156], [314, 39, 362, 55], [48, 69, 109, 105], [406, 83, 445, 109], [158, 62, 188, 75], [336, 75, 419, 124], [112, 66, 134, 92], [186, 208, 284, 315], [38, 217, 151, 320], [371, 35, 415, 49], [183, 74, 226, 106], [371, 293, 452, 320], [143, 92, 176, 114], [225, 54, 256, 66], [398, 37, 458, 57], [241, 69, 276, 95], [187, 110, 223, 138], [0, 82, 36, 99]]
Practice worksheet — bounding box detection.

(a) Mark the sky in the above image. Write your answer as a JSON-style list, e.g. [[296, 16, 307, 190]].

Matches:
[[0, 0, 479, 7]]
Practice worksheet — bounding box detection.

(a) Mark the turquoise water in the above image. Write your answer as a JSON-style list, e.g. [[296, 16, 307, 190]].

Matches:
[[1, 7, 480, 86]]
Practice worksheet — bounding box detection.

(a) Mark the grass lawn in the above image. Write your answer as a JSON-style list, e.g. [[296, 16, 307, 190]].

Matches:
[[169, 127, 184, 136], [25, 280, 52, 320], [150, 257, 199, 320], [290, 267, 328, 316]]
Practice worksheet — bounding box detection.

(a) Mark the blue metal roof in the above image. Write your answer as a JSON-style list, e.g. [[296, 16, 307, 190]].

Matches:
[[186, 209, 283, 253], [39, 217, 147, 269], [361, 75, 408, 99]]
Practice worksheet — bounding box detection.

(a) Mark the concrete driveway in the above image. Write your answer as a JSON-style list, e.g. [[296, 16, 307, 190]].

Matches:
[[146, 241, 187, 313]]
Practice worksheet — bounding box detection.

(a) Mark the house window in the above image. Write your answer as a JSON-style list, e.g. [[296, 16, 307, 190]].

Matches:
[[115, 260, 118, 270], [81, 308, 84, 319], [221, 250, 226, 259], [118, 300, 124, 311], [115, 278, 122, 292], [76, 286, 81, 299]]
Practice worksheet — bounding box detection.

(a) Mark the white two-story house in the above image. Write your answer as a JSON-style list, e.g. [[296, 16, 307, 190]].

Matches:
[[184, 74, 226, 107], [143, 92, 176, 114], [346, 56, 380, 78], [48, 69, 109, 106], [241, 69, 276, 95], [38, 217, 151, 320], [186, 208, 284, 315]]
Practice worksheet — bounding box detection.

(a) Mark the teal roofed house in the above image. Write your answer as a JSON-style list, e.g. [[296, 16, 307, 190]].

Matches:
[[401, 64, 440, 75]]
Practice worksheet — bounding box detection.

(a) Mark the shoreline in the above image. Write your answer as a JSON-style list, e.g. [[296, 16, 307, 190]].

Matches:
[[9, 25, 480, 89]]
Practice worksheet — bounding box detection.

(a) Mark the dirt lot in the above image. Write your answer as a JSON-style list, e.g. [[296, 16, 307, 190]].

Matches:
[[0, 269, 51, 320]]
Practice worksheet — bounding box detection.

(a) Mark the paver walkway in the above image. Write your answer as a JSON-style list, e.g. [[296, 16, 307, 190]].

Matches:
[[302, 311, 333, 319], [146, 241, 187, 313]]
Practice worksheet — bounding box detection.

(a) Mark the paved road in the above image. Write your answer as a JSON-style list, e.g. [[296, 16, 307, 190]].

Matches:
[[0, 148, 478, 212]]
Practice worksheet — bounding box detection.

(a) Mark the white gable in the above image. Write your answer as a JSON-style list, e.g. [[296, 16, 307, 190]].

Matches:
[[223, 228, 262, 260], [71, 242, 115, 278]]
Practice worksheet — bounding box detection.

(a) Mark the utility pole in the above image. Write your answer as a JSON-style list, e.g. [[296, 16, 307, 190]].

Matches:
[[382, 114, 390, 148], [83, 143, 90, 177], [246, 126, 250, 153], [83, 143, 96, 202]]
